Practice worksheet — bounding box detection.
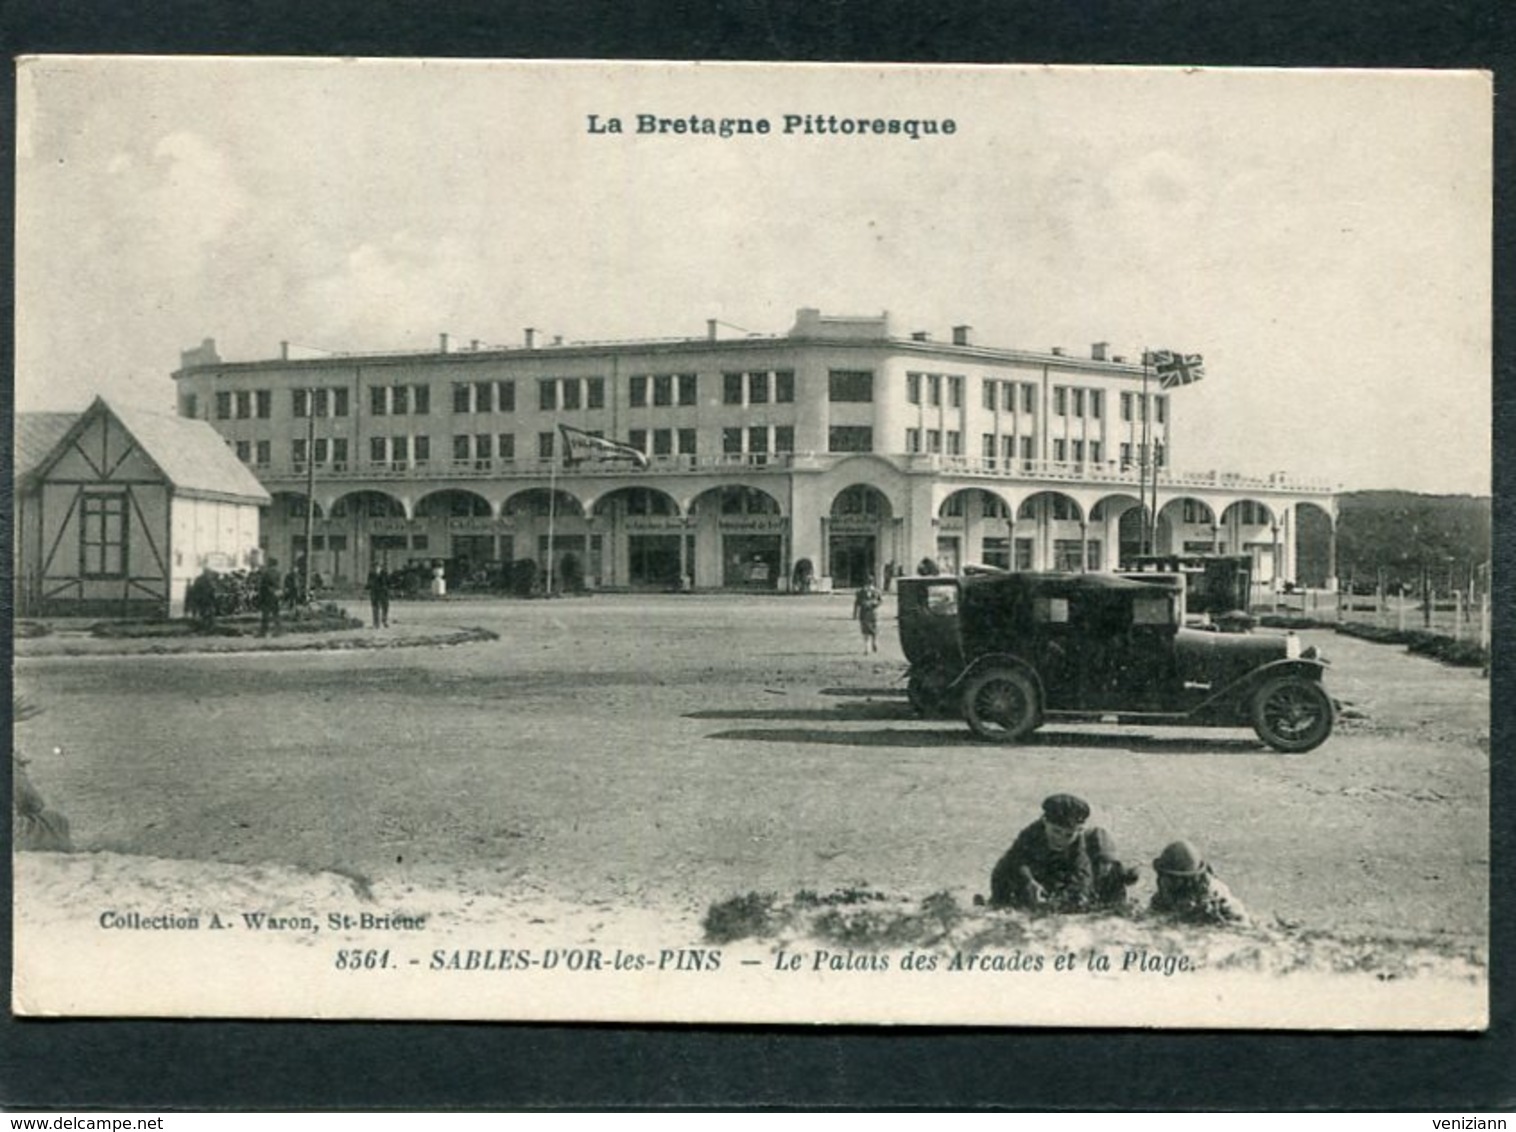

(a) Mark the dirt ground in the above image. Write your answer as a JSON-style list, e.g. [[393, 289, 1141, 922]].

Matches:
[[12, 592, 1490, 1019]]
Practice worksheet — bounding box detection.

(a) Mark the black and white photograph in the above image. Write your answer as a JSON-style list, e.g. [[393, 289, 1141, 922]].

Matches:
[[11, 57, 1491, 1028]]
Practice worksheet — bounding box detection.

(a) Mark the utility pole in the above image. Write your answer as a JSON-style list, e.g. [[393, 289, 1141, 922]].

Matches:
[[303, 387, 316, 603]]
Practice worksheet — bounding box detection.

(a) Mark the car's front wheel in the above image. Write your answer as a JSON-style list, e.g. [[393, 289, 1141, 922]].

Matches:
[[962, 669, 1040, 743], [1251, 675, 1334, 753]]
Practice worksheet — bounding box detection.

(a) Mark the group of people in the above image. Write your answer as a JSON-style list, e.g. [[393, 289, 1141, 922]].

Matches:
[[184, 559, 321, 635], [987, 793, 1249, 926]]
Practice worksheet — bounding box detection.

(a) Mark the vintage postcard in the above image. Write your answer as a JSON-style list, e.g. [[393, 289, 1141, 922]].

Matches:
[[11, 58, 1491, 1027]]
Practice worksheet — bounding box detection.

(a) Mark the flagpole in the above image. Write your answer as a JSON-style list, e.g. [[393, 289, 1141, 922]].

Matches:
[[1140, 349, 1152, 557], [546, 425, 557, 598]]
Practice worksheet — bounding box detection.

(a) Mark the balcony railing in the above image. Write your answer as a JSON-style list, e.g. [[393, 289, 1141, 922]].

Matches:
[[266, 452, 1333, 494]]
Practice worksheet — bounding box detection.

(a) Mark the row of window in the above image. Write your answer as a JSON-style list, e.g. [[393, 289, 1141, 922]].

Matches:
[[199, 370, 1174, 427]]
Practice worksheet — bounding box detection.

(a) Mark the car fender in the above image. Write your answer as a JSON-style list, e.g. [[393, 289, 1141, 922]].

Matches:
[[947, 653, 1046, 704], [1192, 657, 1330, 719]]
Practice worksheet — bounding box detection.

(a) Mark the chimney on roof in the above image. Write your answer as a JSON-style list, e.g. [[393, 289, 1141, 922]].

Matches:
[[952, 325, 972, 346], [707, 319, 718, 341], [553, 335, 564, 346], [1051, 346, 1066, 357], [280, 340, 289, 361], [439, 333, 450, 354], [911, 330, 931, 342], [524, 328, 536, 350], [1091, 341, 1109, 362], [471, 339, 480, 351]]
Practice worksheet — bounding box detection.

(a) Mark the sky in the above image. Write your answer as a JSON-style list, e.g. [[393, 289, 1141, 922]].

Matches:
[[14, 58, 1492, 494]]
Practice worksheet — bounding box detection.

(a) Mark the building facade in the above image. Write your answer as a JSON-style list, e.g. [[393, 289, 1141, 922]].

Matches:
[[171, 309, 1337, 593]]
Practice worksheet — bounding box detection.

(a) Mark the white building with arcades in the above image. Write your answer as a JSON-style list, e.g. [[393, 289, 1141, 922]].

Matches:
[[171, 308, 1338, 593]]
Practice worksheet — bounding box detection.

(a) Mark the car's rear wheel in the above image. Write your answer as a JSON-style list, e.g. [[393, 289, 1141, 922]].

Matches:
[[962, 669, 1040, 743], [1251, 676, 1334, 753]]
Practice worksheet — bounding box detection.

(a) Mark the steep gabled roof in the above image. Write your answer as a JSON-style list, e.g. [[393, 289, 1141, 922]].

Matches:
[[14, 412, 80, 482], [25, 397, 271, 505]]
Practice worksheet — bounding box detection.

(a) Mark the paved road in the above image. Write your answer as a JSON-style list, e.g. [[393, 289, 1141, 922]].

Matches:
[[14, 593, 1489, 945]]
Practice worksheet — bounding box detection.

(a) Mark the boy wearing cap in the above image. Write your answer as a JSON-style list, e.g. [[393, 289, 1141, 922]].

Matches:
[[988, 793, 1137, 911], [1149, 840, 1249, 926]]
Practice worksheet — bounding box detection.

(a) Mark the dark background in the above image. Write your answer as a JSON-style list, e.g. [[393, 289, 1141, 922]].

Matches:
[[1, 0, 1511, 1111]]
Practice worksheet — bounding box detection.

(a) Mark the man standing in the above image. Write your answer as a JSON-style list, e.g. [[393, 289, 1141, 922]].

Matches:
[[988, 793, 1137, 911], [255, 559, 283, 637], [366, 563, 392, 629]]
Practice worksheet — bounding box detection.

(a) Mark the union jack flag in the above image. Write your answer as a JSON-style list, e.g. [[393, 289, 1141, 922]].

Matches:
[[1152, 350, 1206, 389]]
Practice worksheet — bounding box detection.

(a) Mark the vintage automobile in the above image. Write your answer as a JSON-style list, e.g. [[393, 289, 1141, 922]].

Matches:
[[897, 571, 1334, 752]]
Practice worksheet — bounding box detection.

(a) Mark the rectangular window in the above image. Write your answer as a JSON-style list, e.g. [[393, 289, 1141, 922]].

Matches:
[[1054, 438, 1067, 462], [313, 438, 329, 464], [453, 435, 470, 461], [926, 430, 942, 454], [983, 433, 997, 460], [676, 373, 698, 406], [828, 370, 873, 402], [828, 425, 873, 452], [630, 375, 649, 408], [216, 391, 233, 420], [908, 373, 922, 404], [774, 371, 794, 403], [906, 428, 922, 454], [474, 434, 491, 461], [928, 374, 942, 406], [496, 434, 513, 461], [235, 440, 251, 463], [1072, 388, 1085, 417], [1120, 442, 1133, 467], [80, 493, 127, 577], [1054, 387, 1067, 416], [255, 440, 271, 466], [313, 389, 330, 418], [723, 427, 743, 455], [497, 381, 515, 412], [1001, 436, 1015, 463], [948, 376, 963, 408], [412, 385, 429, 415], [474, 382, 493, 413], [677, 428, 697, 455], [1157, 395, 1168, 424], [538, 432, 555, 460], [1155, 442, 1166, 467], [539, 380, 558, 411], [234, 391, 251, 419], [982, 380, 996, 410], [1020, 436, 1035, 461], [653, 429, 673, 456], [1022, 383, 1036, 415], [630, 428, 649, 454], [333, 388, 350, 417], [180, 393, 198, 419], [654, 374, 674, 407], [1121, 391, 1133, 422], [1140, 395, 1150, 422], [453, 383, 471, 413], [946, 431, 962, 455], [747, 372, 767, 405], [255, 390, 272, 419], [562, 379, 582, 410], [332, 438, 348, 465], [391, 385, 409, 415], [1089, 390, 1102, 419], [1072, 439, 1084, 462], [380, 436, 400, 463], [293, 438, 309, 465], [369, 437, 385, 463], [588, 377, 606, 409], [371, 386, 388, 416], [773, 426, 794, 453], [1090, 440, 1102, 463], [748, 425, 768, 454], [723, 372, 743, 405]]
